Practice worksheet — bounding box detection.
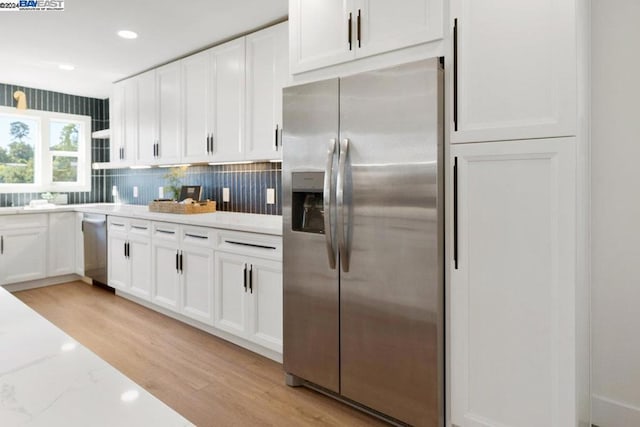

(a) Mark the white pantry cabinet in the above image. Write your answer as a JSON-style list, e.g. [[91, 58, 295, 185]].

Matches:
[[47, 212, 76, 276], [245, 22, 289, 161], [107, 218, 153, 300], [150, 222, 215, 325], [215, 231, 283, 352], [0, 214, 47, 285], [110, 78, 137, 165], [449, 0, 577, 143], [289, 0, 442, 74], [449, 138, 580, 427]]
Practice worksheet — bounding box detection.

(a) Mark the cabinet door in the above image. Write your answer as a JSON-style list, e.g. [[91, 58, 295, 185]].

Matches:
[[356, 0, 442, 58], [75, 212, 84, 276], [214, 252, 249, 336], [182, 50, 213, 163], [108, 231, 129, 290], [245, 23, 288, 161], [247, 258, 282, 352], [289, 0, 355, 73], [156, 62, 182, 164], [0, 227, 47, 285], [129, 234, 152, 300], [181, 244, 214, 325], [110, 79, 137, 165], [137, 70, 157, 164], [109, 81, 124, 164], [152, 240, 180, 310], [450, 0, 576, 143], [450, 138, 577, 427], [211, 39, 245, 162], [48, 212, 76, 276]]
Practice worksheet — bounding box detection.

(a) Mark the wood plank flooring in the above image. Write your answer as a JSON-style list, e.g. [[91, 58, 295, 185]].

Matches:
[[14, 281, 386, 427]]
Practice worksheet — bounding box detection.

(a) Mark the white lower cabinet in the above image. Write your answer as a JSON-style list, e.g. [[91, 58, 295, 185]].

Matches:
[[215, 250, 283, 353], [450, 138, 581, 427], [108, 217, 152, 300], [0, 214, 48, 285], [75, 212, 84, 276], [48, 212, 76, 277], [150, 222, 215, 325]]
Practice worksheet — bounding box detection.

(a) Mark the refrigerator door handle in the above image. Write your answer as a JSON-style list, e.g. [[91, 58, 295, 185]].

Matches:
[[337, 138, 350, 272], [324, 139, 337, 269]]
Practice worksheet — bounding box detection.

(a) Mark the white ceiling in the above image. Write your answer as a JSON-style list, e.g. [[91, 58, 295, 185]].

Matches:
[[0, 0, 288, 99]]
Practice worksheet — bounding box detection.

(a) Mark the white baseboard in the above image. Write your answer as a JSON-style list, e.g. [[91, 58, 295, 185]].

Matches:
[[3, 274, 83, 292], [592, 395, 640, 427]]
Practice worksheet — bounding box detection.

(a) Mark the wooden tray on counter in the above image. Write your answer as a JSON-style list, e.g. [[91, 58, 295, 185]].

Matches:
[[148, 200, 216, 214]]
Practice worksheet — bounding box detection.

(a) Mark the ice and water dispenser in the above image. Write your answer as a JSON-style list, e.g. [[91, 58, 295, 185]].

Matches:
[[291, 172, 325, 234]]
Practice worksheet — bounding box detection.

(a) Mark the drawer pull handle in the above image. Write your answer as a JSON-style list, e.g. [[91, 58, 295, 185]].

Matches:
[[225, 240, 276, 250], [111, 222, 125, 227], [156, 229, 176, 235], [185, 233, 208, 240], [131, 225, 148, 230]]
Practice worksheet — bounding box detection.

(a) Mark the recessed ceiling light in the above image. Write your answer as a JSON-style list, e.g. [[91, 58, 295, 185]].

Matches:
[[117, 30, 138, 40], [58, 64, 75, 71]]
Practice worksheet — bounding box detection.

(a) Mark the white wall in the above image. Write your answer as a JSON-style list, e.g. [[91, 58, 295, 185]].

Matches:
[[592, 1, 640, 425]]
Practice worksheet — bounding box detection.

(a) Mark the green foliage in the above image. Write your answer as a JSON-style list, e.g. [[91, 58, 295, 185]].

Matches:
[[0, 121, 35, 183], [51, 124, 78, 151], [163, 166, 187, 200]]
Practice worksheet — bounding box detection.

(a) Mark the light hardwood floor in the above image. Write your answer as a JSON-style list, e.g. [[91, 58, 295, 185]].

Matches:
[[14, 281, 386, 427]]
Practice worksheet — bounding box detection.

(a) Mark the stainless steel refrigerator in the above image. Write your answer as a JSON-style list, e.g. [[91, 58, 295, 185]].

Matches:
[[282, 58, 443, 426]]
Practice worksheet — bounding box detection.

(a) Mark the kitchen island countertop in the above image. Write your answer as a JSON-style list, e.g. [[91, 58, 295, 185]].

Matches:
[[0, 286, 193, 426]]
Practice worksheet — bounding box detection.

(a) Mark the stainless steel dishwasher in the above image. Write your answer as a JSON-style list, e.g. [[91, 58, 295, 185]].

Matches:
[[82, 213, 108, 286]]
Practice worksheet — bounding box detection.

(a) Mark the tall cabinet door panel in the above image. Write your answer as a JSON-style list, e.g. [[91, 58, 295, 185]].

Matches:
[[108, 232, 129, 291], [182, 51, 213, 163], [289, 0, 355, 74], [181, 245, 214, 325], [248, 258, 283, 352], [137, 70, 157, 164], [450, 138, 577, 427], [214, 252, 248, 336], [156, 63, 182, 164], [211, 39, 245, 162], [48, 212, 76, 276], [356, 0, 442, 58], [129, 236, 152, 299], [245, 23, 288, 161], [152, 241, 180, 310], [450, 0, 576, 143]]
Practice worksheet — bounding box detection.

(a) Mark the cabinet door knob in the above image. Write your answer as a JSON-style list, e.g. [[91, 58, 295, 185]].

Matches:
[[243, 263, 248, 292]]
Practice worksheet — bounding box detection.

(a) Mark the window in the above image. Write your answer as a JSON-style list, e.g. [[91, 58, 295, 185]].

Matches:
[[0, 106, 91, 192]]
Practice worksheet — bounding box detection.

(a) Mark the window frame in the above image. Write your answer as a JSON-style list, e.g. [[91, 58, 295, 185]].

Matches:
[[0, 106, 91, 193]]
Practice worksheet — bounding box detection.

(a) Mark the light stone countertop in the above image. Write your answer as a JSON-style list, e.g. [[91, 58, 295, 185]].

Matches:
[[0, 286, 193, 426], [0, 203, 283, 236]]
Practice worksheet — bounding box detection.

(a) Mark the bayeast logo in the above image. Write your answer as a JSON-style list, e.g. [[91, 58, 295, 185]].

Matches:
[[0, 0, 64, 11]]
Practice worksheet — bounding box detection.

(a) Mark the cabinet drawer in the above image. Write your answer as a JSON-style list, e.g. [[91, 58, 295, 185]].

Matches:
[[108, 216, 129, 232], [152, 221, 180, 242], [129, 220, 151, 236], [217, 230, 282, 261], [181, 225, 216, 248], [0, 213, 47, 229]]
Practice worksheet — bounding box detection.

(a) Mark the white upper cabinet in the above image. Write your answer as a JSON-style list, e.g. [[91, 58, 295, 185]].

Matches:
[[245, 22, 289, 161], [110, 78, 137, 165], [289, 0, 442, 74], [450, 0, 577, 143], [289, 0, 355, 74], [156, 63, 183, 164], [182, 50, 213, 163], [355, 0, 443, 58], [136, 70, 157, 164], [211, 38, 246, 162]]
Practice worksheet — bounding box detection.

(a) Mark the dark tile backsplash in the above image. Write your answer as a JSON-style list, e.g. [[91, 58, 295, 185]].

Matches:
[[0, 83, 282, 215], [106, 163, 282, 215]]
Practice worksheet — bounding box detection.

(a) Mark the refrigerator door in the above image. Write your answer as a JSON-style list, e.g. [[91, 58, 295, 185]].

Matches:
[[282, 78, 341, 393], [338, 59, 444, 426]]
